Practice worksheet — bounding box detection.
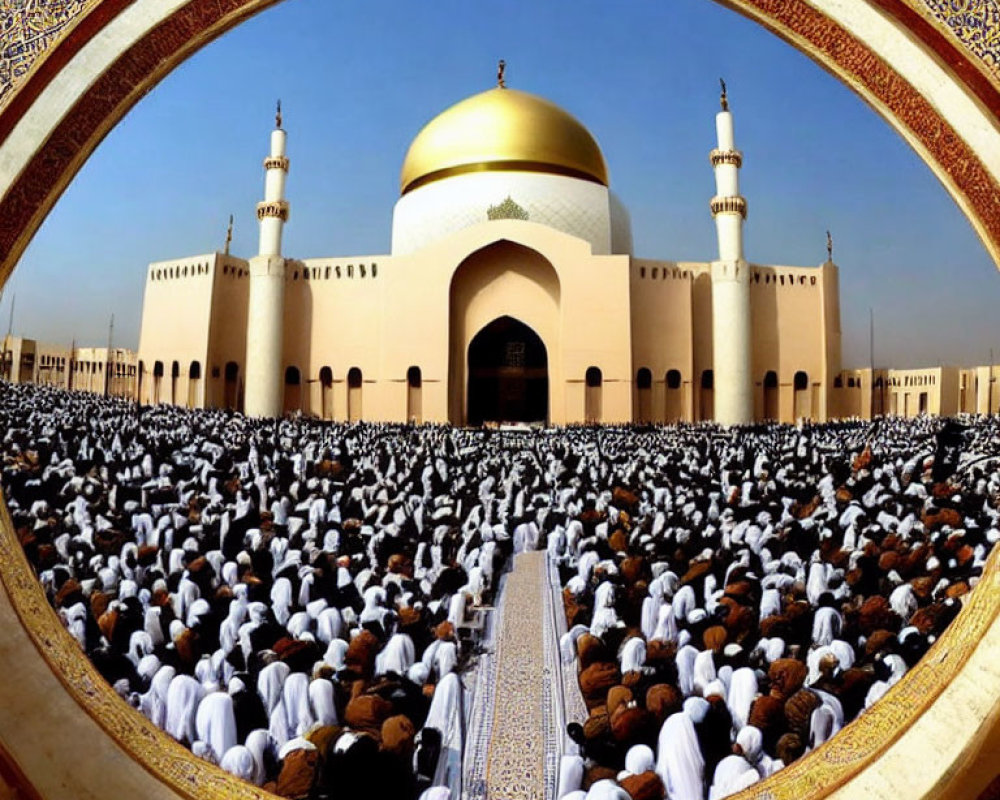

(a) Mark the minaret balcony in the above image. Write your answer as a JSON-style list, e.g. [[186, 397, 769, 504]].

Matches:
[[710, 195, 747, 219], [263, 155, 290, 172], [256, 200, 290, 222], [709, 148, 743, 168]]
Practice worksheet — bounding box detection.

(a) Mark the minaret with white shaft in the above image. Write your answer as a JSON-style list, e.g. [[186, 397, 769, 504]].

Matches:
[[244, 102, 290, 418], [709, 80, 752, 425]]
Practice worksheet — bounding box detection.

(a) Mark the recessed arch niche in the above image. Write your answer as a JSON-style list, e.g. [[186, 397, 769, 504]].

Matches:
[[0, 2, 998, 799]]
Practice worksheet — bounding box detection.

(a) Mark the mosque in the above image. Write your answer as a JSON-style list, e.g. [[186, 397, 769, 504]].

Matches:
[[135, 69, 843, 426]]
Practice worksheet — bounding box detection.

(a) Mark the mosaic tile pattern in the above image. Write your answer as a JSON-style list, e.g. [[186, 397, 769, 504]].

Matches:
[[464, 569, 507, 800], [919, 0, 1000, 80], [0, 0, 95, 109], [485, 551, 547, 800]]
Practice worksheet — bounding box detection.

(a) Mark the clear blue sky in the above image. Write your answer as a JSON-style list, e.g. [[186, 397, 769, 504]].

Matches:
[[5, 0, 997, 368]]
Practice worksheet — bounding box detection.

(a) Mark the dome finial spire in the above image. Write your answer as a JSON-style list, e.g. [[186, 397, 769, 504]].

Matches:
[[720, 78, 728, 111], [497, 59, 506, 89], [275, 99, 282, 129], [827, 229, 833, 261]]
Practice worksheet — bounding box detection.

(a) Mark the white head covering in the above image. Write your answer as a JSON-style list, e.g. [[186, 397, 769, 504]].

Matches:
[[321, 637, 348, 671], [165, 674, 205, 744], [256, 661, 291, 747], [693, 649, 717, 697], [655, 710, 704, 800], [195, 691, 238, 763], [309, 678, 338, 727], [270, 577, 294, 626], [376, 633, 416, 676], [558, 754, 585, 798], [624, 744, 655, 776], [219, 745, 256, 782], [283, 672, 315, 739], [423, 672, 464, 799], [244, 729, 274, 786], [675, 645, 698, 697], [727, 667, 758, 733], [141, 664, 176, 728], [620, 637, 646, 674]]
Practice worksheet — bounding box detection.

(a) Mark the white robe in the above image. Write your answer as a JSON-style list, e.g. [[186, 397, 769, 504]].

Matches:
[[655, 711, 704, 800], [423, 672, 464, 799], [195, 691, 238, 763]]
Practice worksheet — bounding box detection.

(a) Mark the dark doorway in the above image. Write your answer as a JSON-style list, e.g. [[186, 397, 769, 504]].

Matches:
[[763, 370, 779, 420], [224, 361, 240, 411], [467, 316, 548, 425]]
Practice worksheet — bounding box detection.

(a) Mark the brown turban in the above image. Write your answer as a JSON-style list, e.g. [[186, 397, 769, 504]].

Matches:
[[864, 629, 895, 656], [577, 634, 611, 670], [345, 630, 380, 676], [381, 715, 416, 758], [748, 694, 784, 734], [274, 747, 319, 799], [583, 707, 610, 740], [620, 556, 647, 585], [607, 685, 634, 717], [387, 553, 413, 576], [785, 689, 822, 740], [580, 662, 621, 703], [776, 732, 805, 765], [54, 578, 83, 609], [97, 606, 118, 643], [621, 771, 665, 800], [609, 530, 629, 553], [769, 659, 807, 700], [645, 684, 682, 724], [344, 694, 394, 737], [435, 621, 456, 641], [703, 625, 728, 653], [89, 590, 111, 621], [858, 595, 900, 636], [304, 724, 341, 756], [397, 606, 422, 629], [610, 704, 650, 743], [645, 639, 676, 665]]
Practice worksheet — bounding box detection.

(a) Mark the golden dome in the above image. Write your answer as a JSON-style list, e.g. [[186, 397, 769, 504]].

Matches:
[[399, 87, 609, 195]]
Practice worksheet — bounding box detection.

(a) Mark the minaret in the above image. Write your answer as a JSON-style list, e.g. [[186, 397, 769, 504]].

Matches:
[[709, 80, 752, 425], [244, 102, 290, 418]]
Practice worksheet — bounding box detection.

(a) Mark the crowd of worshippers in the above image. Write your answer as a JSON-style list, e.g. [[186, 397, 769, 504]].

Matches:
[[3, 383, 999, 800], [0, 383, 516, 800], [553, 416, 1000, 800]]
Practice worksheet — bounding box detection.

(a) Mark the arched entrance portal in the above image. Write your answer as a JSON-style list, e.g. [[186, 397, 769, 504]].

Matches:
[[467, 316, 548, 426]]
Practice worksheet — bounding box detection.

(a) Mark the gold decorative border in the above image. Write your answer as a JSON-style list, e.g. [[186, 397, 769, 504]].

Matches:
[[401, 159, 608, 196], [729, 539, 1000, 799], [0, 463, 280, 791], [0, 0, 100, 112]]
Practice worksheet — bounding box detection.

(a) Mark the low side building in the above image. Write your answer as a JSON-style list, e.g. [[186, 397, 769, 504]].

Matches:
[[0, 335, 137, 400]]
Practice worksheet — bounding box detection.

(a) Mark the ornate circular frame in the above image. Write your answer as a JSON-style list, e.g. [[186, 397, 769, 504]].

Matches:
[[0, 1, 998, 798]]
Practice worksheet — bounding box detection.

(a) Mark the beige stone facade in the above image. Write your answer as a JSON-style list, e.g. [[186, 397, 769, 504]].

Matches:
[[833, 365, 997, 419], [1, 335, 137, 399], [135, 232, 846, 425]]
